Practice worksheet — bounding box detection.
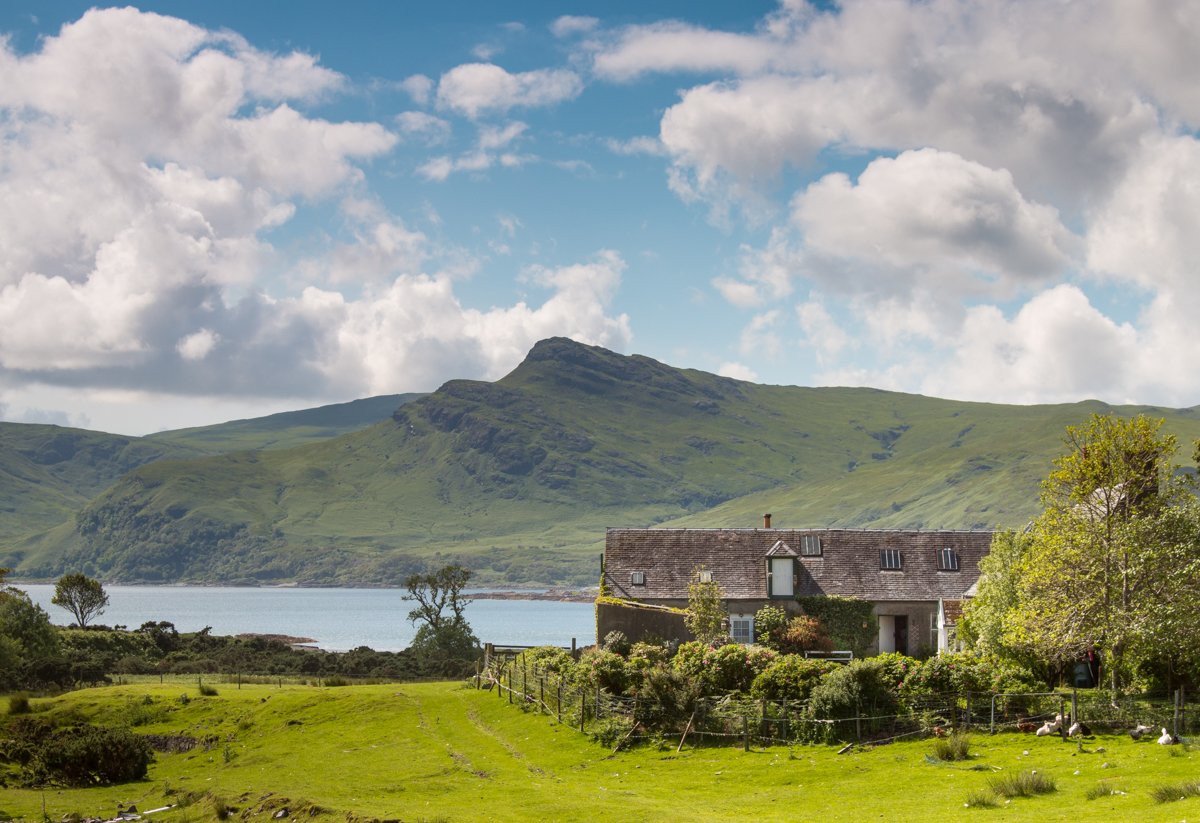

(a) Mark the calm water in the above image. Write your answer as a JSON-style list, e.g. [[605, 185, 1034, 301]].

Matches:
[[15, 585, 595, 652]]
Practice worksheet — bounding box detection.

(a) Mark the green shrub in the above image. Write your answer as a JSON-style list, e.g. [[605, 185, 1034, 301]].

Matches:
[[1085, 782, 1124, 800], [902, 653, 987, 696], [198, 683, 219, 696], [13, 724, 153, 787], [602, 630, 631, 656], [704, 644, 777, 693], [580, 649, 627, 693], [520, 646, 577, 677], [963, 789, 998, 808], [590, 716, 634, 748], [628, 641, 669, 668], [750, 656, 837, 701], [670, 641, 712, 681], [753, 606, 789, 650], [806, 659, 899, 742], [987, 770, 1056, 798], [322, 676, 349, 687], [8, 693, 31, 714], [631, 665, 701, 731], [776, 616, 833, 655], [873, 652, 921, 691]]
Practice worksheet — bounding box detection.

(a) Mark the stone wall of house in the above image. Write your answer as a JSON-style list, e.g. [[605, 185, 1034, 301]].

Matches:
[[596, 600, 693, 645]]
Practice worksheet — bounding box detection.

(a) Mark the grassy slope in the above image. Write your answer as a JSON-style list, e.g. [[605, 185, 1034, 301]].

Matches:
[[2, 681, 1198, 822], [0, 424, 202, 546], [144, 394, 420, 453], [0, 396, 417, 573], [16, 338, 1200, 585]]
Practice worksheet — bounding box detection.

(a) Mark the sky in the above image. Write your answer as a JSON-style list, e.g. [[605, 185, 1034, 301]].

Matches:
[[2, 1, 1200, 435]]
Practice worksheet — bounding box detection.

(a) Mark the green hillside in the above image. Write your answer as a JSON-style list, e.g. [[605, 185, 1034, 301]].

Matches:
[[11, 337, 1200, 587], [0, 395, 419, 557], [145, 393, 421, 453], [0, 424, 200, 547]]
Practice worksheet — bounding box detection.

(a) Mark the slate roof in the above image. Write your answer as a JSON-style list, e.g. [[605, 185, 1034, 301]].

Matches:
[[604, 528, 992, 603]]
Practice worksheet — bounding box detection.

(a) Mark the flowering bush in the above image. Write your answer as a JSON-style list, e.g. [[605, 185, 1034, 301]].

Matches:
[[874, 652, 921, 691], [749, 655, 838, 701], [671, 641, 712, 681], [579, 649, 628, 693], [806, 659, 898, 742], [705, 644, 777, 693]]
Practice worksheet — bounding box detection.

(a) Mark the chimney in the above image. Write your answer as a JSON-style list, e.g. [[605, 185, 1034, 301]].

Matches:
[[763, 513, 772, 529]]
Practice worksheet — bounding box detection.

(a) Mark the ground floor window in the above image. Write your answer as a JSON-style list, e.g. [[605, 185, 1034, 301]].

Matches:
[[730, 614, 754, 645]]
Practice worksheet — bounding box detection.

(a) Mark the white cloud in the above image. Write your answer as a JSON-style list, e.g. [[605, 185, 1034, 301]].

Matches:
[[552, 16, 600, 38], [717, 362, 758, 382], [399, 74, 434, 105], [0, 8, 636, 411], [396, 111, 451, 145], [604, 135, 666, 156], [436, 63, 582, 119], [177, 328, 219, 361], [795, 149, 1075, 292], [593, 22, 778, 81]]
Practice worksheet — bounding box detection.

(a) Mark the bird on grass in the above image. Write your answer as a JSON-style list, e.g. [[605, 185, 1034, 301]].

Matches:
[[1158, 728, 1178, 745], [1130, 723, 1153, 740]]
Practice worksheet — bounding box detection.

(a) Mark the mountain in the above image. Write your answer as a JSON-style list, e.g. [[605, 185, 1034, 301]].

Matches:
[[10, 337, 1200, 587], [0, 394, 420, 559], [145, 394, 421, 453]]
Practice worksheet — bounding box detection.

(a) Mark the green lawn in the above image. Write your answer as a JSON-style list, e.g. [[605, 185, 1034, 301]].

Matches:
[[3, 682, 1198, 822]]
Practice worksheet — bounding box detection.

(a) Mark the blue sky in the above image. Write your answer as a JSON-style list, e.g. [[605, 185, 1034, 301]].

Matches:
[[1, 2, 1198, 434]]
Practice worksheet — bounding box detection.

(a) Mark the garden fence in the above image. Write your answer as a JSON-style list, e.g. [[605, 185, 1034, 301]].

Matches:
[[476, 656, 1198, 750]]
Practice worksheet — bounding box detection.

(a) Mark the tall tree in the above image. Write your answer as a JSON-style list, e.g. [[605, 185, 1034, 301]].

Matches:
[[51, 573, 109, 628], [1005, 414, 1200, 696], [684, 565, 726, 645], [403, 564, 479, 674], [960, 529, 1030, 657]]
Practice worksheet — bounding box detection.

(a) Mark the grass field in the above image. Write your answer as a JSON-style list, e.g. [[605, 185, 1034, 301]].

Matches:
[[3, 681, 1199, 822]]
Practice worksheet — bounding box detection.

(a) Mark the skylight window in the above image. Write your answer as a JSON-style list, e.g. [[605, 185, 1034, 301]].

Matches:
[[937, 548, 960, 571], [800, 534, 822, 556], [880, 549, 903, 570], [631, 571, 646, 585]]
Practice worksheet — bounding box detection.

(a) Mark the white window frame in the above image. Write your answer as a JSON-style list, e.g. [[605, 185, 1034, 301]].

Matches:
[[631, 571, 646, 585], [880, 549, 902, 570], [937, 548, 960, 571], [729, 614, 754, 645], [698, 569, 713, 583]]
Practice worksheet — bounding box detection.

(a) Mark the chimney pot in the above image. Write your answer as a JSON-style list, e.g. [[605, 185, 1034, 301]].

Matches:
[[763, 513, 772, 529]]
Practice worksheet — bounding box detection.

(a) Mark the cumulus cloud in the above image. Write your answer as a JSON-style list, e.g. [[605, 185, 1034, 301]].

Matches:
[[551, 16, 600, 38], [436, 63, 583, 119], [396, 111, 451, 145], [0, 8, 632, 415], [717, 362, 758, 382], [399, 74, 434, 105]]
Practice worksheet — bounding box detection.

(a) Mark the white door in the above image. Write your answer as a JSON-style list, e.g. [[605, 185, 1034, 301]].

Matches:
[[878, 615, 896, 653]]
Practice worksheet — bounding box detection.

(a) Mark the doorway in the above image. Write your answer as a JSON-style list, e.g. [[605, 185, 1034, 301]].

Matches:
[[878, 614, 908, 655]]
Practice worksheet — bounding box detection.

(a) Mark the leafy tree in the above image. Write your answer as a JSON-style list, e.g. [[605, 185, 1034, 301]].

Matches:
[[0, 573, 63, 690], [959, 529, 1030, 657], [684, 565, 726, 645], [1005, 414, 1200, 696], [403, 563, 479, 674], [51, 573, 109, 628]]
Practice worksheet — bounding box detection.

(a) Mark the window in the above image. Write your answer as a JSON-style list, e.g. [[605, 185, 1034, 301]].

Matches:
[[768, 557, 795, 597], [698, 569, 713, 583], [880, 549, 903, 570], [800, 534, 823, 556], [631, 571, 646, 585], [937, 548, 960, 571], [730, 615, 754, 645]]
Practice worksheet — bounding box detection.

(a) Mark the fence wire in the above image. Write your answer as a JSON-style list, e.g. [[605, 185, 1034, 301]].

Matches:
[[475, 656, 1197, 751]]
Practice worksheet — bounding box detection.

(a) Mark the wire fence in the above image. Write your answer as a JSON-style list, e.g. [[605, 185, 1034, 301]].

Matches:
[[475, 655, 1198, 750]]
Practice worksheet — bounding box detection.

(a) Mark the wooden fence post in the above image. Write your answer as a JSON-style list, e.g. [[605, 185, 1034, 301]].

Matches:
[[743, 716, 750, 752], [557, 682, 563, 723]]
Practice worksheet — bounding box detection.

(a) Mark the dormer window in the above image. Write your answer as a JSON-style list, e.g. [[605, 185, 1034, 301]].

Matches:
[[880, 549, 903, 571], [937, 548, 960, 571], [767, 557, 795, 597], [631, 571, 646, 585], [800, 534, 823, 556]]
